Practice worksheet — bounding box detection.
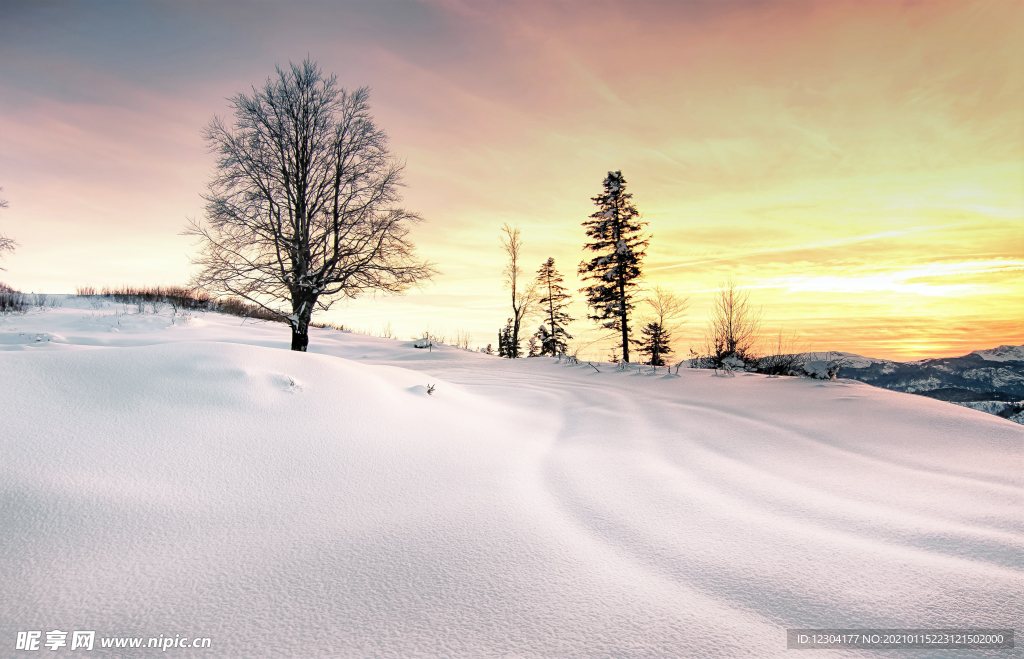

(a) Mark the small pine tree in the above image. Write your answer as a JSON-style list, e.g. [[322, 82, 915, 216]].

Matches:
[[578, 171, 648, 363], [498, 318, 518, 359], [638, 321, 673, 366], [533, 324, 551, 355], [485, 343, 493, 355], [534, 257, 574, 356], [527, 335, 539, 357]]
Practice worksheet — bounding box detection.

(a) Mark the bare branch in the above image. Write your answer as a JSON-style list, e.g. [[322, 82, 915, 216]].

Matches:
[[696, 277, 763, 366], [498, 223, 539, 358], [0, 188, 15, 269], [642, 284, 689, 332], [184, 60, 437, 351]]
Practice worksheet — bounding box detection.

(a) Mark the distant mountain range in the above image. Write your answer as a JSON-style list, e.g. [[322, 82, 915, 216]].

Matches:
[[826, 345, 1024, 423]]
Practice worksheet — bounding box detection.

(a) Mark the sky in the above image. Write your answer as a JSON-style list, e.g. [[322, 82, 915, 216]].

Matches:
[[0, 0, 1021, 360]]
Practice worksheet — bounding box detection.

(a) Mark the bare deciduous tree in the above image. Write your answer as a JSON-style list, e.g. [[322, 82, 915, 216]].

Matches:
[[0, 189, 16, 269], [453, 329, 473, 350], [638, 285, 689, 366], [499, 223, 538, 358], [185, 59, 436, 351], [702, 278, 762, 365], [643, 285, 689, 332]]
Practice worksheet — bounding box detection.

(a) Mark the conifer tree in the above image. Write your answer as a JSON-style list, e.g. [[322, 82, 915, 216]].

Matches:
[[578, 171, 649, 363], [638, 322, 673, 366], [639, 284, 688, 366], [533, 257, 574, 356], [534, 325, 552, 353], [497, 318, 518, 358]]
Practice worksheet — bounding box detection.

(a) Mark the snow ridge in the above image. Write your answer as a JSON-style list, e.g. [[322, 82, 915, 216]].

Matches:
[[1, 300, 1021, 657], [973, 344, 1024, 362]]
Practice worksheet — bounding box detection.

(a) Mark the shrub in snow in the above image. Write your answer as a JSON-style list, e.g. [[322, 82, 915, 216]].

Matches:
[[721, 355, 745, 371], [716, 360, 739, 377], [800, 359, 842, 380], [413, 337, 432, 349], [755, 331, 806, 376], [688, 348, 714, 369], [701, 352, 750, 375], [695, 279, 762, 368], [0, 282, 27, 314]]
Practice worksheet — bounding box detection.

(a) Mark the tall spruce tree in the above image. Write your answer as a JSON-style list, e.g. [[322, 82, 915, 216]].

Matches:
[[578, 171, 649, 363], [534, 257, 574, 356]]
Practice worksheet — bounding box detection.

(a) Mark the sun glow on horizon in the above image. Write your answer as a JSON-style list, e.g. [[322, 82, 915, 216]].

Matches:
[[0, 0, 1020, 362]]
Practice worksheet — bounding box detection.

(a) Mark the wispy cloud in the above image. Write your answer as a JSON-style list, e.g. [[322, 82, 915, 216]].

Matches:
[[753, 259, 1024, 297], [0, 0, 1020, 359], [646, 223, 973, 273]]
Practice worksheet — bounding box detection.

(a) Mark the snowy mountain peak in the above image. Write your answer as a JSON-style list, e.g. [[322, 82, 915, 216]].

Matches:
[[803, 351, 892, 369], [972, 344, 1024, 362]]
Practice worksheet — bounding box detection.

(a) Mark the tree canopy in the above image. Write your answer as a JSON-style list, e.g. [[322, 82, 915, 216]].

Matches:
[[578, 171, 648, 363], [187, 59, 435, 351]]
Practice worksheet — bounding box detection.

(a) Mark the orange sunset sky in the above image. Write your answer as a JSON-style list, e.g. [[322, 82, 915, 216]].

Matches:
[[0, 0, 1021, 360]]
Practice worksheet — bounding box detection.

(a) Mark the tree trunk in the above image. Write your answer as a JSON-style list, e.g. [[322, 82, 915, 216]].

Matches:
[[290, 322, 309, 351], [619, 277, 630, 363], [547, 285, 556, 357], [290, 297, 315, 352]]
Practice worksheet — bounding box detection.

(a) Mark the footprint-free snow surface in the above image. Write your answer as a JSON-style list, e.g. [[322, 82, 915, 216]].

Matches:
[[1, 299, 1021, 657]]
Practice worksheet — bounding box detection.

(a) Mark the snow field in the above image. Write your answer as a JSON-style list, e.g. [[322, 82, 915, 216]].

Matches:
[[1, 299, 1021, 657]]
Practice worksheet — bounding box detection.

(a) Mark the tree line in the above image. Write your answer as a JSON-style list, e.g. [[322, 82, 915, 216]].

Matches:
[[0, 57, 790, 370], [494, 171, 791, 372], [495, 171, 690, 366], [180, 56, 773, 367]]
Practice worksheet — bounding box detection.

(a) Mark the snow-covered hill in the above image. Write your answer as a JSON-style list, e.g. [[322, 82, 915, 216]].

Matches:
[[824, 347, 1024, 421], [974, 345, 1024, 362], [1, 298, 1022, 658]]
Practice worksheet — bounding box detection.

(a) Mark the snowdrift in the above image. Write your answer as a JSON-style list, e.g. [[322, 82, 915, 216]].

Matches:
[[1, 300, 1021, 657]]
